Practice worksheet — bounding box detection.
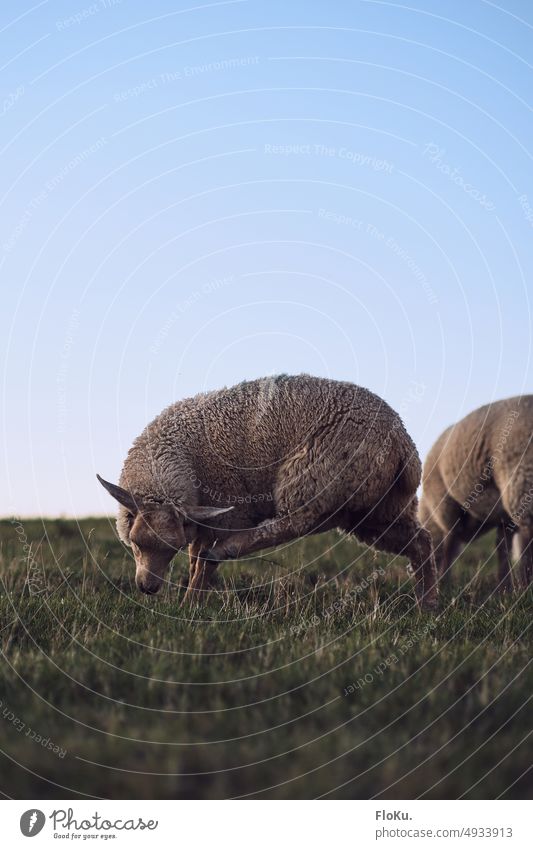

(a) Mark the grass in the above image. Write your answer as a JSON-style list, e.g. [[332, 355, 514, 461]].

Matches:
[[0, 516, 531, 799]]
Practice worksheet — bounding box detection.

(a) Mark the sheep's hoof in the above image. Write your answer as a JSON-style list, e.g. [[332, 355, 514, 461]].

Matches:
[[200, 544, 241, 561], [420, 594, 438, 612], [180, 589, 195, 607], [223, 543, 241, 560], [199, 548, 223, 563]]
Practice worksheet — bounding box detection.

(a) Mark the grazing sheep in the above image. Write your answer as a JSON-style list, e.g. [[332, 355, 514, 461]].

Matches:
[[419, 395, 533, 590], [98, 374, 437, 609]]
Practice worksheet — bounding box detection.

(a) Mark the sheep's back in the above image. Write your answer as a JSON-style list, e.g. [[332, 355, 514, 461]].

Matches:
[[122, 375, 414, 513], [425, 396, 533, 514]]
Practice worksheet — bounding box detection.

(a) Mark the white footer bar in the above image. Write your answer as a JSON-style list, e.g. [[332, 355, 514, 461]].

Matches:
[[2, 800, 529, 848]]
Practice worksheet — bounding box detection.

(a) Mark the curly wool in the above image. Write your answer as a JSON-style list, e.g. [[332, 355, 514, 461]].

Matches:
[[117, 374, 422, 547], [420, 395, 533, 545]]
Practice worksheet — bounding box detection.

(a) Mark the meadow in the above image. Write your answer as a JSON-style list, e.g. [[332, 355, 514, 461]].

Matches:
[[0, 517, 531, 799]]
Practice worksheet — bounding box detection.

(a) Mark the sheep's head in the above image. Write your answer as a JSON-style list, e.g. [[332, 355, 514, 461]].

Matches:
[[97, 474, 232, 595]]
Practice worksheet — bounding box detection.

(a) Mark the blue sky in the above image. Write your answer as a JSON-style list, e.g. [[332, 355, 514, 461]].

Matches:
[[1, 0, 532, 516]]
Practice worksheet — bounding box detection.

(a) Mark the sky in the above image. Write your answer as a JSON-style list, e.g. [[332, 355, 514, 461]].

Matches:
[[1, 0, 532, 516]]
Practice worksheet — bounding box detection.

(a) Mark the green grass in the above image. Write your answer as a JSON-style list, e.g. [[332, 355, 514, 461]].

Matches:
[[0, 517, 531, 799]]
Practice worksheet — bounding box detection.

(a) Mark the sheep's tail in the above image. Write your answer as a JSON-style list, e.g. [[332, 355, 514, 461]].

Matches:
[[396, 436, 422, 496]]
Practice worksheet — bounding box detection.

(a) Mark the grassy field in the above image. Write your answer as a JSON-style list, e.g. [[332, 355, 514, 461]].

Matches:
[[0, 517, 531, 799]]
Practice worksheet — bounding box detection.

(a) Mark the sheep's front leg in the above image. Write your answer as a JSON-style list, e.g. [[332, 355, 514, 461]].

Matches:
[[496, 521, 514, 592], [517, 523, 533, 586], [181, 541, 218, 606], [188, 543, 199, 584], [438, 528, 463, 588], [202, 514, 307, 562]]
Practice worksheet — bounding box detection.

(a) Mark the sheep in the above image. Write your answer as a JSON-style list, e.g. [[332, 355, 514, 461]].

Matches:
[[97, 374, 437, 609], [419, 395, 533, 590]]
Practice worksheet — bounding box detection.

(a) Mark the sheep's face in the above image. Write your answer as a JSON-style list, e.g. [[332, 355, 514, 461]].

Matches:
[[97, 475, 234, 596], [128, 506, 187, 595]]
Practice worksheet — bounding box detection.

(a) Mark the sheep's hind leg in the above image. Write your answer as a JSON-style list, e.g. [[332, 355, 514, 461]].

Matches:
[[349, 517, 438, 611], [202, 513, 322, 562]]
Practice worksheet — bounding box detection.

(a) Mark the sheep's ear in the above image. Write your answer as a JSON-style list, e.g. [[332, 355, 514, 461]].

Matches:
[[97, 474, 139, 512], [181, 504, 234, 521]]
